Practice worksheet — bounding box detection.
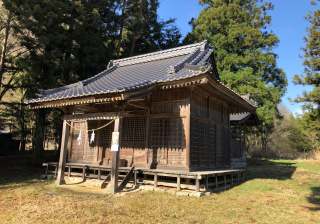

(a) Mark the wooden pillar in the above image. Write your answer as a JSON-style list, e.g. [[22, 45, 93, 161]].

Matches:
[[215, 174, 218, 188], [177, 174, 181, 191], [186, 88, 192, 170], [68, 166, 71, 177], [98, 167, 101, 180], [186, 114, 191, 170], [224, 174, 226, 186], [205, 175, 208, 191], [196, 175, 200, 192], [145, 116, 150, 166], [55, 119, 70, 185], [82, 166, 86, 180], [231, 173, 233, 185], [108, 116, 123, 193], [134, 171, 137, 185], [154, 173, 158, 187]]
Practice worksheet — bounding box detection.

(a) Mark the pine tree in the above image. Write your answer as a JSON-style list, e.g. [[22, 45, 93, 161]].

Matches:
[[183, 0, 287, 129], [293, 1, 320, 108], [2, 0, 121, 163], [119, 0, 181, 58]]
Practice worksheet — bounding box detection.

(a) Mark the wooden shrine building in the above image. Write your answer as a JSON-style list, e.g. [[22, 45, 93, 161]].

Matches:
[[26, 40, 258, 192]]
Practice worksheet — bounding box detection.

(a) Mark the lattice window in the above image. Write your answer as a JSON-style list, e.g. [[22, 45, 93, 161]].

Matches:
[[149, 118, 168, 164], [216, 125, 223, 165], [134, 116, 147, 141], [168, 118, 186, 149], [190, 118, 199, 166], [199, 121, 208, 166], [122, 116, 147, 142], [209, 124, 216, 166], [100, 120, 114, 142], [122, 117, 135, 141]]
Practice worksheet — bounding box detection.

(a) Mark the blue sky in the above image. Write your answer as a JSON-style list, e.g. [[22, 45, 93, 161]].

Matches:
[[158, 0, 316, 115]]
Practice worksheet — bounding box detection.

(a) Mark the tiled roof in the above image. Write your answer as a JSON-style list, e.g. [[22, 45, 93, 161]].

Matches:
[[230, 112, 259, 126], [25, 40, 257, 108]]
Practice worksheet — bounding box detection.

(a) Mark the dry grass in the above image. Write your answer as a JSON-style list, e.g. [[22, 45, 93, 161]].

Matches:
[[1, 155, 320, 223], [313, 150, 320, 161]]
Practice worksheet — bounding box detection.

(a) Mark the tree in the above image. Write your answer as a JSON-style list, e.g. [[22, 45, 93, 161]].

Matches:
[[293, 1, 320, 107], [0, 3, 27, 102], [119, 0, 182, 58], [291, 1, 320, 153], [293, 1, 320, 126], [183, 0, 287, 129], [2, 0, 121, 163]]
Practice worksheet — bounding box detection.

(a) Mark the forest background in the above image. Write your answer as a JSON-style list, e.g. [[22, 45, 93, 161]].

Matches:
[[0, 0, 319, 163]]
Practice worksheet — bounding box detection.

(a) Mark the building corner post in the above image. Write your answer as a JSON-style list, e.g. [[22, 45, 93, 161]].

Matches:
[[108, 113, 123, 193], [55, 118, 70, 185]]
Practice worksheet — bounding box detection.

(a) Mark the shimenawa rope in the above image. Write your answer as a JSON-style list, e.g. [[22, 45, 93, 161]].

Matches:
[[65, 116, 121, 132]]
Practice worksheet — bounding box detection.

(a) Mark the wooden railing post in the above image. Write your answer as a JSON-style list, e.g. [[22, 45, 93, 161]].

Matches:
[[55, 118, 70, 185]]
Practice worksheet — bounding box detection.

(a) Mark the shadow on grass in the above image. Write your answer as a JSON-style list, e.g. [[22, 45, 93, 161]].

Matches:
[[307, 187, 320, 211], [0, 151, 58, 189], [244, 157, 297, 181], [243, 157, 320, 212]]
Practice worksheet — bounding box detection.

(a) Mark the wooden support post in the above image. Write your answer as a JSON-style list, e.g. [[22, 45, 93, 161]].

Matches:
[[224, 173, 226, 186], [177, 175, 181, 191], [237, 171, 240, 182], [68, 166, 71, 177], [205, 175, 208, 191], [55, 119, 70, 185], [55, 165, 58, 177], [134, 171, 137, 186], [109, 115, 123, 193], [98, 167, 101, 180], [196, 175, 200, 192], [82, 166, 86, 180], [231, 173, 233, 185], [145, 116, 150, 166], [45, 165, 48, 176], [154, 174, 158, 187], [215, 174, 218, 188], [242, 172, 244, 181]]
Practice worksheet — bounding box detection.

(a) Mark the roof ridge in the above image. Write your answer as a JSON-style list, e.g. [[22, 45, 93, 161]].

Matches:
[[112, 40, 208, 67]]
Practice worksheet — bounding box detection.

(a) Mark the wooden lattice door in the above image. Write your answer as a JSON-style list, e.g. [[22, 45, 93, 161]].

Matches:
[[70, 121, 86, 161]]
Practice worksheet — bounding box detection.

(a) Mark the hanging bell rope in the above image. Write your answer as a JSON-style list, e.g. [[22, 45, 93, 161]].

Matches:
[[65, 116, 121, 132]]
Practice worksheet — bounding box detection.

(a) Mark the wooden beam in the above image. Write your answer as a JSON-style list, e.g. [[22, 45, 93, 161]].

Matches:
[[64, 111, 128, 121], [75, 105, 101, 113], [127, 101, 150, 110], [108, 115, 123, 193], [55, 120, 70, 185]]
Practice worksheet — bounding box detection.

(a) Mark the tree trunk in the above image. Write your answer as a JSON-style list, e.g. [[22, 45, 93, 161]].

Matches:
[[32, 109, 46, 164], [0, 11, 11, 88], [117, 0, 126, 59], [130, 0, 144, 56], [63, 7, 75, 84]]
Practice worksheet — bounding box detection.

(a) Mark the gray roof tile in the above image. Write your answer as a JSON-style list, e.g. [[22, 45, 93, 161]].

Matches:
[[25, 40, 258, 108]]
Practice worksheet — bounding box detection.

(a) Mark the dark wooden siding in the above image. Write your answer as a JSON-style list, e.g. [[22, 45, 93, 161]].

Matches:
[[148, 117, 187, 166], [190, 88, 231, 168]]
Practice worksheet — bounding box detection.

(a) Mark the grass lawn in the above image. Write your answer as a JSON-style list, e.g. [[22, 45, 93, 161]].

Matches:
[[0, 155, 320, 223]]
